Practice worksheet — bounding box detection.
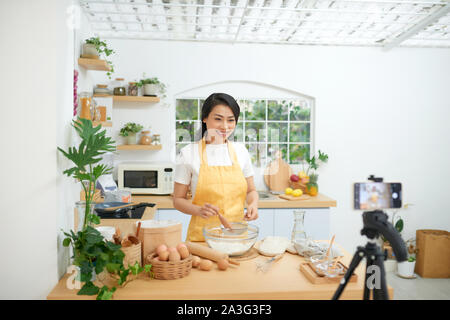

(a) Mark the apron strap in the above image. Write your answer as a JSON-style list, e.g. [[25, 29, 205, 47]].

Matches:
[[198, 137, 239, 166]]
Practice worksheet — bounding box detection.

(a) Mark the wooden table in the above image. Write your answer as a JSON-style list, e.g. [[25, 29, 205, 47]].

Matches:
[[47, 243, 393, 300]]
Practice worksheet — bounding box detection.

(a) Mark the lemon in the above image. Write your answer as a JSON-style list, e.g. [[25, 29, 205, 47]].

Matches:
[[292, 189, 303, 197], [285, 187, 294, 195], [298, 171, 308, 179]]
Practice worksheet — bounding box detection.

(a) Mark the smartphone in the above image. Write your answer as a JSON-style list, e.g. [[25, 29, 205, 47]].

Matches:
[[354, 182, 402, 210]]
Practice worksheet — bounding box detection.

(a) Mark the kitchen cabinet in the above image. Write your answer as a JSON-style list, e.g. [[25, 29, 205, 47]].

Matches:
[[156, 208, 330, 241], [157, 208, 276, 241]]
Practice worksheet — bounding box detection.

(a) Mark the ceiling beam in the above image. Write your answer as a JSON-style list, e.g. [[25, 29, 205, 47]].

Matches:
[[383, 3, 450, 51]]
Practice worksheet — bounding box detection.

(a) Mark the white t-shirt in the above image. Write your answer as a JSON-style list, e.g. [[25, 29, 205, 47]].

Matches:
[[174, 141, 254, 198]]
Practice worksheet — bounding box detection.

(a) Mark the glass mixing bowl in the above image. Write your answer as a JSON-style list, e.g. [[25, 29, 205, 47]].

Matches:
[[203, 222, 259, 257]]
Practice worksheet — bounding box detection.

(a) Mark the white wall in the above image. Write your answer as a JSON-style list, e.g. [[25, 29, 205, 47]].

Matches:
[[0, 0, 74, 299], [89, 37, 450, 253]]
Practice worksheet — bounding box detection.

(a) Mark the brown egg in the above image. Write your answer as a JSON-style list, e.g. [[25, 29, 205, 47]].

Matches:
[[217, 259, 229, 271], [156, 244, 168, 256], [168, 247, 177, 253], [199, 259, 213, 271], [159, 250, 170, 261], [177, 246, 190, 260], [169, 250, 181, 262], [192, 256, 201, 268]]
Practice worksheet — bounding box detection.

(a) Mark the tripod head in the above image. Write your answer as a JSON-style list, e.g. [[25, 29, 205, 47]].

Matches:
[[361, 210, 408, 262]]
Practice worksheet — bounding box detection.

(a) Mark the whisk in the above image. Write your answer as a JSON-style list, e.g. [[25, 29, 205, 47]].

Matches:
[[255, 253, 284, 273]]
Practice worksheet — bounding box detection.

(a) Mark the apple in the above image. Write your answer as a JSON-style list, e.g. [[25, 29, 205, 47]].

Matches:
[[290, 174, 299, 182]]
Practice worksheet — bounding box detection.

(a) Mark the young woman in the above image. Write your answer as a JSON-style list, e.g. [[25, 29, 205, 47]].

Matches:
[[173, 93, 259, 241]]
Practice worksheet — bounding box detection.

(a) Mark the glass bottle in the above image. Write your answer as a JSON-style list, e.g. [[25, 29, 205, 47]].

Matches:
[[78, 92, 93, 120], [291, 210, 307, 242], [152, 134, 161, 145]]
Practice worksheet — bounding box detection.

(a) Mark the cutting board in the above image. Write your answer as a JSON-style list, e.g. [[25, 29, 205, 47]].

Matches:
[[278, 194, 311, 201], [263, 151, 292, 192], [299, 262, 357, 284]]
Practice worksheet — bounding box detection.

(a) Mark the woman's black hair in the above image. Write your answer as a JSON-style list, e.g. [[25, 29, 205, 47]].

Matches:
[[197, 93, 241, 141]]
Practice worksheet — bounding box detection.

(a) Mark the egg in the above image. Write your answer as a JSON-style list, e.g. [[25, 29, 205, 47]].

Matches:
[[159, 250, 169, 261], [192, 256, 201, 268], [199, 259, 213, 271], [177, 245, 190, 260], [217, 259, 229, 271], [156, 244, 168, 256], [168, 250, 181, 262], [168, 247, 177, 253]]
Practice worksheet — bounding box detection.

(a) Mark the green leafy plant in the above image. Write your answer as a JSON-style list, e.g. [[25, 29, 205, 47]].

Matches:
[[408, 256, 416, 263], [119, 122, 144, 137], [58, 118, 116, 229], [85, 37, 115, 79], [136, 73, 167, 98], [58, 118, 152, 299]]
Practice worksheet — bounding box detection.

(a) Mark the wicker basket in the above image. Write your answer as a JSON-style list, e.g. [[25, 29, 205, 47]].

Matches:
[[289, 181, 307, 193], [121, 242, 142, 269], [146, 252, 193, 280]]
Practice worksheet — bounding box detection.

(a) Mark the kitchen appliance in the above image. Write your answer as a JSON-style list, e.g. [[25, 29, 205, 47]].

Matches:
[[118, 162, 174, 195]]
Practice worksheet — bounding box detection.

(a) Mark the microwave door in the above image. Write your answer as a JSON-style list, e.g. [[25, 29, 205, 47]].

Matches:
[[124, 170, 158, 189]]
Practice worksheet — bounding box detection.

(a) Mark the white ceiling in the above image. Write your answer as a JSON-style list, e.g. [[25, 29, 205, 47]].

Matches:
[[80, 0, 450, 49]]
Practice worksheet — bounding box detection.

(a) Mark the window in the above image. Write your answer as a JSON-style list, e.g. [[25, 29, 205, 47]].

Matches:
[[175, 97, 313, 166]]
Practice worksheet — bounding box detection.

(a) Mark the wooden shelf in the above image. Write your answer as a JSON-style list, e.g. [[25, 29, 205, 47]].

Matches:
[[93, 121, 112, 127], [78, 58, 111, 71], [116, 144, 162, 151], [76, 119, 112, 127], [93, 94, 160, 103]]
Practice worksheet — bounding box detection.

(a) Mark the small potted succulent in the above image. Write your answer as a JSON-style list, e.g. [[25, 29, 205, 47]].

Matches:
[[397, 255, 416, 278], [119, 122, 143, 145], [136, 74, 166, 97], [82, 37, 115, 79]]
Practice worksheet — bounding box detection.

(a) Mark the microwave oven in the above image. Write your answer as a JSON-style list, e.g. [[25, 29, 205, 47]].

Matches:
[[118, 162, 175, 195]]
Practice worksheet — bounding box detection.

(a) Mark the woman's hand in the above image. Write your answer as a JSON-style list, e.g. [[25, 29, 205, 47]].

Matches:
[[197, 203, 220, 219], [244, 202, 258, 221]]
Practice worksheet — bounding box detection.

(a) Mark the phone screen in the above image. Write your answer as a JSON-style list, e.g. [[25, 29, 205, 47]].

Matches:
[[354, 182, 402, 210]]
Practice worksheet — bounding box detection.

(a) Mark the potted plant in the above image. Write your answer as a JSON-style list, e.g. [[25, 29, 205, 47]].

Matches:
[[289, 147, 328, 196], [119, 122, 143, 145], [58, 118, 152, 299], [136, 74, 167, 97], [82, 37, 115, 79], [397, 255, 417, 278]]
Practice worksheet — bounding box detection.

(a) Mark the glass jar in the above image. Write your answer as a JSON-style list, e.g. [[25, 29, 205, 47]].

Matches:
[[78, 92, 93, 120], [128, 82, 138, 96], [152, 134, 161, 145], [139, 130, 152, 145], [75, 201, 97, 232], [291, 210, 307, 242], [112, 78, 126, 96]]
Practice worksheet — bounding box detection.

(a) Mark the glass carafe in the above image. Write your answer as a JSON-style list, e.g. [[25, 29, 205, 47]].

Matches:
[[291, 210, 307, 242], [78, 92, 93, 120]]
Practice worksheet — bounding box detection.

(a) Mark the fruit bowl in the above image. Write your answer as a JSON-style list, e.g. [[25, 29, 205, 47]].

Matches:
[[289, 181, 307, 193], [203, 222, 259, 257]]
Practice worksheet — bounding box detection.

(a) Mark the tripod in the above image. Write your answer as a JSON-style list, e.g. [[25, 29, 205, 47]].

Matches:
[[332, 210, 407, 300]]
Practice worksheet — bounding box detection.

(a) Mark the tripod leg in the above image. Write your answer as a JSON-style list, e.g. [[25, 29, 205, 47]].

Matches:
[[372, 253, 389, 300], [332, 248, 364, 300], [363, 258, 373, 300]]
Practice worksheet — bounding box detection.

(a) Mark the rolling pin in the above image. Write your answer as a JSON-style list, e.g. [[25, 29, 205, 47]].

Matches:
[[186, 242, 240, 265]]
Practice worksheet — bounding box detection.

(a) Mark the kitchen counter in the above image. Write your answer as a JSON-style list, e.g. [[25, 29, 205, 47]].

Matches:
[[131, 193, 337, 209], [47, 242, 391, 300]]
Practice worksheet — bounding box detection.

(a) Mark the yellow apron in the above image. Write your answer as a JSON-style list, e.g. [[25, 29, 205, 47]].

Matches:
[[186, 138, 248, 242]]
